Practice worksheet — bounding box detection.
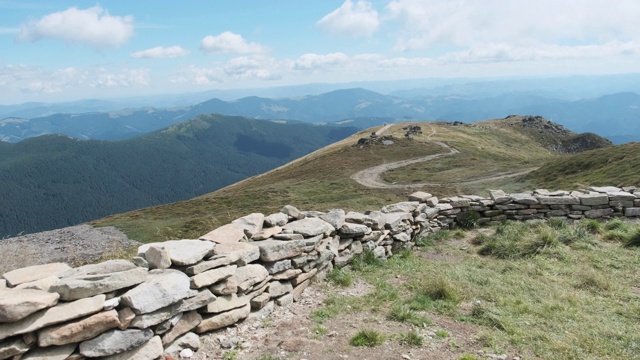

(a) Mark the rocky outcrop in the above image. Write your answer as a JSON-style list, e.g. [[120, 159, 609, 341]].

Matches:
[[0, 187, 638, 358]]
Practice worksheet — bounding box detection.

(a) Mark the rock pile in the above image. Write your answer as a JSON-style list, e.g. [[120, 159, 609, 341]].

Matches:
[[1, 185, 638, 359]]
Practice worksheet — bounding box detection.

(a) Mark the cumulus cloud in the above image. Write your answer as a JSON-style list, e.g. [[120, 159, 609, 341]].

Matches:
[[317, 0, 380, 37], [171, 65, 223, 85], [200, 31, 267, 54], [291, 52, 349, 70], [224, 56, 281, 80], [131, 46, 188, 59], [17, 5, 134, 48]]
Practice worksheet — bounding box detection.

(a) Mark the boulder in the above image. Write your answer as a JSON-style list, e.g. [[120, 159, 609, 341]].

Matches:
[[282, 218, 334, 237], [489, 190, 511, 204], [0, 288, 60, 322], [38, 309, 120, 347], [102, 335, 163, 360], [145, 246, 172, 269], [264, 213, 289, 227], [250, 293, 271, 310], [190, 265, 236, 289], [267, 281, 293, 298], [232, 213, 265, 238], [2, 263, 71, 287], [579, 193, 609, 206], [120, 270, 191, 315], [281, 205, 305, 220], [49, 267, 148, 301], [20, 343, 76, 360], [138, 240, 215, 266], [200, 223, 246, 244], [161, 311, 202, 346], [319, 209, 346, 229], [79, 329, 154, 357], [0, 295, 105, 341], [196, 304, 250, 333], [60, 260, 135, 279]]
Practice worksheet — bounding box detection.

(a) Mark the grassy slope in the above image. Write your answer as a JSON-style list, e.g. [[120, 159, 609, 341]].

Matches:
[[93, 119, 578, 243]]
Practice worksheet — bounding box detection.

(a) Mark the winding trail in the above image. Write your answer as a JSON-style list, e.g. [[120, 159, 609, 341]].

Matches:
[[351, 124, 538, 189]]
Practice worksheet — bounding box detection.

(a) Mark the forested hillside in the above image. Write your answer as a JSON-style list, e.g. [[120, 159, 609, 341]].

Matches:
[[0, 114, 358, 237]]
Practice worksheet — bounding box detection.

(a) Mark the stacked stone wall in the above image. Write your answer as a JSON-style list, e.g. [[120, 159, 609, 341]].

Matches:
[[1, 185, 638, 359]]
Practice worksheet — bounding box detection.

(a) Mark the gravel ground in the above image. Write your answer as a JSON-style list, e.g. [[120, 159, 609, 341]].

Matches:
[[0, 225, 141, 274]]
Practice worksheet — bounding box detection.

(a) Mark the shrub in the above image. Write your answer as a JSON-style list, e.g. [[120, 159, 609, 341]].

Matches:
[[605, 218, 628, 231], [580, 219, 602, 234], [351, 249, 383, 271], [623, 228, 640, 248], [350, 329, 385, 347]]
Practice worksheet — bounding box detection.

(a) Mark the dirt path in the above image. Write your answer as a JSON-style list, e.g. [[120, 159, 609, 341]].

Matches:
[[351, 124, 537, 189]]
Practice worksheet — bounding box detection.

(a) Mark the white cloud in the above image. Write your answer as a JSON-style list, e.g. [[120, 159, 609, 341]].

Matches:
[[131, 46, 188, 59], [89, 68, 150, 88], [17, 5, 134, 48], [0, 27, 19, 35], [224, 56, 280, 80], [385, 0, 640, 51], [200, 31, 267, 54], [171, 65, 223, 85], [291, 52, 349, 70], [317, 0, 380, 38]]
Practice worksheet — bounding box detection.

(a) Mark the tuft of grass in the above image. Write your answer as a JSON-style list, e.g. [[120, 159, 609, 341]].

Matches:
[[580, 218, 602, 234], [388, 304, 431, 326], [327, 268, 353, 287], [605, 218, 628, 231], [351, 249, 383, 271], [416, 230, 452, 248], [398, 330, 424, 347], [350, 329, 385, 347], [457, 210, 480, 230], [604, 229, 629, 242], [477, 221, 566, 259], [457, 355, 479, 360], [435, 329, 449, 338], [547, 217, 568, 230], [623, 228, 640, 248], [222, 350, 238, 360]]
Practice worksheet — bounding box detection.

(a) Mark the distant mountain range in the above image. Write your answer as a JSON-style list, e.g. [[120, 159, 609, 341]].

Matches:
[[2, 88, 639, 144], [0, 115, 358, 238]]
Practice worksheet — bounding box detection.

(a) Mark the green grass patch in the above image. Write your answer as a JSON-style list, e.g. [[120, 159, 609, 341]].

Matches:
[[398, 330, 424, 347], [388, 304, 431, 326], [327, 268, 353, 287], [350, 329, 385, 347]]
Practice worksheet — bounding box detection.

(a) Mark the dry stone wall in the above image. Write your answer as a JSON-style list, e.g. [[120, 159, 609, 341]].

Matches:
[[1, 185, 638, 359]]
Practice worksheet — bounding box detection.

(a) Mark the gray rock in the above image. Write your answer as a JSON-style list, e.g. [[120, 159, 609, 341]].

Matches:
[[257, 238, 322, 262], [585, 208, 614, 218], [0, 279, 5, 289], [190, 265, 236, 289], [0, 288, 60, 322], [103, 296, 120, 311], [14, 276, 60, 292], [273, 233, 304, 240], [196, 304, 250, 333], [79, 329, 153, 357], [139, 240, 215, 266], [131, 256, 149, 268], [264, 213, 289, 227], [275, 294, 294, 307], [590, 186, 622, 193], [579, 193, 609, 205], [21, 343, 76, 360], [608, 191, 636, 202], [381, 201, 420, 213], [162, 311, 202, 346], [263, 259, 292, 274], [537, 196, 580, 205], [145, 246, 172, 269], [0, 294, 105, 341], [212, 242, 260, 266], [50, 267, 148, 301], [178, 289, 216, 312], [339, 223, 371, 237], [200, 223, 246, 244], [408, 191, 432, 202], [200, 293, 250, 314], [281, 205, 305, 220], [164, 332, 200, 355], [282, 218, 334, 237], [232, 213, 265, 238], [0, 337, 31, 359], [234, 265, 269, 291], [446, 196, 472, 207], [102, 335, 163, 360], [271, 269, 302, 280], [489, 190, 511, 204], [250, 293, 271, 310], [38, 309, 120, 347], [385, 212, 412, 230], [117, 307, 135, 330], [510, 193, 538, 205], [121, 270, 192, 315], [319, 209, 345, 229], [292, 279, 310, 302], [60, 260, 135, 279], [251, 226, 283, 241], [129, 301, 183, 328], [625, 207, 640, 217], [3, 263, 71, 287], [267, 281, 293, 298]]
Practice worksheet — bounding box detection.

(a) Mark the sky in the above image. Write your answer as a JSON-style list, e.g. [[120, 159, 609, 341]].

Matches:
[[2, 0, 640, 105]]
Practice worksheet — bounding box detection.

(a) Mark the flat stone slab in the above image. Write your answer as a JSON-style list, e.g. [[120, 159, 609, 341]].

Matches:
[[190, 265, 236, 289], [408, 191, 433, 202], [21, 343, 76, 360], [102, 335, 163, 360], [590, 186, 622, 193], [38, 309, 120, 347], [282, 218, 334, 237], [257, 238, 322, 262], [579, 193, 609, 206], [381, 201, 419, 213], [121, 270, 191, 315], [178, 289, 216, 312], [60, 260, 136, 279], [0, 294, 105, 341], [200, 223, 246, 244], [138, 240, 215, 266], [162, 311, 202, 346], [251, 226, 283, 241], [79, 328, 154, 357], [319, 209, 346, 229], [510, 193, 538, 205], [232, 213, 264, 238], [0, 337, 30, 359], [212, 242, 260, 266], [537, 196, 580, 205], [50, 267, 148, 301], [196, 303, 250, 333], [339, 223, 371, 237], [0, 288, 60, 322], [264, 213, 289, 227], [200, 293, 249, 314], [3, 263, 71, 287]]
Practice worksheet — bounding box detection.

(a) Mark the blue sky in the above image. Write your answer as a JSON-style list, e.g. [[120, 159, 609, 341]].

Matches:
[[2, 0, 640, 104]]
